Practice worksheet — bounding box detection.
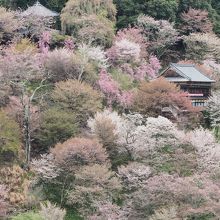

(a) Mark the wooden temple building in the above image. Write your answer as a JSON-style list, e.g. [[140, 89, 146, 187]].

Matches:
[[160, 63, 215, 107]]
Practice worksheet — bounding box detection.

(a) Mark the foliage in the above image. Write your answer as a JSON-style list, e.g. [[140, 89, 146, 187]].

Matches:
[[110, 68, 134, 90], [180, 8, 213, 35], [111, 39, 141, 63], [0, 84, 10, 107], [88, 110, 194, 172], [133, 77, 193, 117], [149, 206, 179, 220], [36, 108, 78, 148], [115, 0, 178, 29], [118, 162, 152, 191], [0, 110, 21, 162], [67, 164, 122, 217], [43, 48, 74, 82], [143, 56, 161, 79], [88, 110, 118, 148], [203, 59, 220, 90], [107, 27, 161, 81], [72, 15, 115, 47], [44, 47, 99, 83], [107, 27, 147, 63], [125, 173, 220, 219], [143, 0, 178, 21], [31, 154, 61, 182], [123, 116, 183, 160], [177, 0, 220, 35], [61, 0, 116, 22], [88, 202, 127, 220], [14, 38, 37, 52], [51, 137, 108, 172], [39, 201, 66, 220], [187, 127, 220, 171], [0, 165, 30, 205], [184, 33, 220, 62], [0, 7, 21, 43], [0, 46, 42, 84], [5, 95, 40, 133], [206, 91, 220, 127], [19, 13, 55, 39], [11, 212, 43, 220], [0, 184, 9, 217], [78, 43, 109, 69], [98, 69, 134, 108], [98, 69, 120, 105], [87, 110, 133, 166], [2, 0, 220, 219], [51, 80, 102, 126], [137, 15, 179, 57], [88, 109, 127, 145], [61, 0, 116, 47]]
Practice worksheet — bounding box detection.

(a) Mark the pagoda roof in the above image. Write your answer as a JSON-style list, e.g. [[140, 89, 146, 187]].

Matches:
[[22, 1, 59, 17]]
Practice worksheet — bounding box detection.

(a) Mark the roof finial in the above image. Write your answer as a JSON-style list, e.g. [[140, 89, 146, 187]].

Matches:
[[35, 1, 41, 6]]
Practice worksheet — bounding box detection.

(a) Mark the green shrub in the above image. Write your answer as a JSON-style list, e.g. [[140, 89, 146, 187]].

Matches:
[[0, 110, 21, 163], [149, 144, 198, 177], [52, 80, 102, 126], [65, 209, 83, 220], [11, 212, 43, 220], [36, 108, 78, 148], [187, 212, 215, 220], [110, 68, 135, 91]]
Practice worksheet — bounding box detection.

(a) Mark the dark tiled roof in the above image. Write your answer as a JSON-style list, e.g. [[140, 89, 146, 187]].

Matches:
[[168, 63, 215, 83]]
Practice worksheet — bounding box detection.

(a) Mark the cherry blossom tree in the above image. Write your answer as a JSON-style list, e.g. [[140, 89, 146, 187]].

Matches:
[[125, 173, 220, 219], [137, 15, 179, 57], [0, 184, 9, 217], [0, 46, 48, 166], [67, 164, 122, 217], [135, 56, 161, 80], [107, 27, 161, 80], [133, 77, 194, 117], [31, 154, 61, 182], [52, 80, 102, 125], [187, 128, 220, 170], [114, 39, 141, 63], [51, 137, 109, 172], [38, 31, 52, 54], [107, 27, 147, 63], [98, 69, 134, 108], [0, 110, 21, 163], [87, 110, 118, 148], [118, 162, 152, 191], [180, 8, 213, 35], [39, 201, 66, 220], [88, 110, 184, 161], [61, 0, 116, 47], [88, 202, 128, 220], [0, 7, 22, 43], [206, 91, 220, 127], [64, 37, 75, 51], [184, 33, 220, 62], [78, 43, 109, 69]]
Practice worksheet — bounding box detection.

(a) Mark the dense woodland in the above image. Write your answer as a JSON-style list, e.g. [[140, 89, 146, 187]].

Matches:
[[2, 0, 220, 219]]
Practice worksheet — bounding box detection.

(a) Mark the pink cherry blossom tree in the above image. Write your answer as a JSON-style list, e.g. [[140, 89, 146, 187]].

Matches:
[[98, 69, 134, 108]]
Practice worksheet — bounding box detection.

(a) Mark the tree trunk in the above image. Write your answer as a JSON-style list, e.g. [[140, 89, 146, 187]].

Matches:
[[24, 100, 31, 167]]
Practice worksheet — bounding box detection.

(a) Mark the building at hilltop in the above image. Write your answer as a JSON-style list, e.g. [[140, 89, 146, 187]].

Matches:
[[21, 1, 59, 17], [160, 63, 215, 107]]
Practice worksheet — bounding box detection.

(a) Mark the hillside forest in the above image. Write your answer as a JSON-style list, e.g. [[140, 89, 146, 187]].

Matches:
[[2, 0, 220, 219]]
